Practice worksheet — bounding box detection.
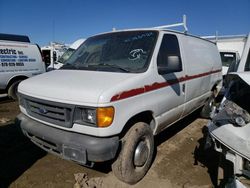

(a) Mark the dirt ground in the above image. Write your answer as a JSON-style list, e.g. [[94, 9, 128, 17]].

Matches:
[[0, 95, 220, 188]]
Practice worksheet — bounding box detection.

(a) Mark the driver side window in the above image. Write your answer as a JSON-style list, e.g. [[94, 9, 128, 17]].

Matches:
[[157, 34, 182, 74]]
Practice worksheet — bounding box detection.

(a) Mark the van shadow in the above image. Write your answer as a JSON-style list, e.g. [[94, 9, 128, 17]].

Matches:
[[155, 109, 200, 146], [0, 122, 46, 188], [193, 126, 220, 187], [154, 110, 220, 187]]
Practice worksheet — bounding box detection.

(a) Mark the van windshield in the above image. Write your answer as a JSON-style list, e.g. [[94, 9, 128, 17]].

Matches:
[[61, 31, 157, 73]]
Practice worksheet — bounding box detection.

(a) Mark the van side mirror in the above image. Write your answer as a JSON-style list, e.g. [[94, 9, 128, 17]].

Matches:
[[53, 51, 57, 62], [158, 55, 182, 74]]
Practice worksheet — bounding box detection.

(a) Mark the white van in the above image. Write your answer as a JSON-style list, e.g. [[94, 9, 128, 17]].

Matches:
[[17, 28, 222, 183], [47, 39, 85, 70], [0, 33, 45, 99]]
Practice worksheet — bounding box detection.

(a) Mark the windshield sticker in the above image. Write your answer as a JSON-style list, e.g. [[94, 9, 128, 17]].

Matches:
[[124, 32, 154, 43], [129, 49, 146, 60]]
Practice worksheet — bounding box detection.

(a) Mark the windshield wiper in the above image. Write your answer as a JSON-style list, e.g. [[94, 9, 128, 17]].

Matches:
[[57, 59, 62, 63], [96, 63, 130, 72], [60, 63, 77, 69]]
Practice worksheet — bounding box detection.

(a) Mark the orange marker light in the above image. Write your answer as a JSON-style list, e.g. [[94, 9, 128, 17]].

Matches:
[[97, 107, 114, 127]]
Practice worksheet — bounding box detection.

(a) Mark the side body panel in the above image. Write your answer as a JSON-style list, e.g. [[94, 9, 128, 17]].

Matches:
[[179, 34, 222, 116]]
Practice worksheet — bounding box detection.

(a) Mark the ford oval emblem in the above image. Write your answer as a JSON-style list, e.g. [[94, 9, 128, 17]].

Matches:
[[39, 107, 48, 114]]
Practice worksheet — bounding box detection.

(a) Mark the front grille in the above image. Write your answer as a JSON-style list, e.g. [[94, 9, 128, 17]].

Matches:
[[22, 95, 74, 128]]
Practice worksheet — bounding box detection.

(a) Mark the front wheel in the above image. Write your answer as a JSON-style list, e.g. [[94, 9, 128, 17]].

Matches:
[[112, 122, 154, 184], [8, 80, 22, 100]]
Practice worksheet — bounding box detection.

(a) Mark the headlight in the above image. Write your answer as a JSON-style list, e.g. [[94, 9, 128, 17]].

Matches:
[[81, 108, 97, 124], [18, 93, 25, 107], [74, 107, 114, 128]]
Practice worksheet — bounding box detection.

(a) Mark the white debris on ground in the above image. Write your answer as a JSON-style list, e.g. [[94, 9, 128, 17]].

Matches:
[[74, 173, 103, 188], [73, 171, 176, 188], [0, 94, 8, 98], [0, 117, 11, 124]]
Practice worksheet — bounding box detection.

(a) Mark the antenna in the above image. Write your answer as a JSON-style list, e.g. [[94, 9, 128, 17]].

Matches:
[[154, 15, 188, 33], [52, 20, 55, 42], [215, 31, 218, 42]]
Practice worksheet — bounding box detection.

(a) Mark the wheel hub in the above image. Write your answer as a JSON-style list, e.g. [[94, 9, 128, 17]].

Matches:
[[134, 140, 149, 167]]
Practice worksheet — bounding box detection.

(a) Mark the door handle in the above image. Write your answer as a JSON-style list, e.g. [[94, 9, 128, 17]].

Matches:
[[182, 84, 185, 93]]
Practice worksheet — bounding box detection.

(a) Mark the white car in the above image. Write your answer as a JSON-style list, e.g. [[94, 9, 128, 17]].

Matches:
[[17, 28, 222, 184], [0, 33, 45, 99], [206, 33, 250, 188], [207, 72, 250, 187]]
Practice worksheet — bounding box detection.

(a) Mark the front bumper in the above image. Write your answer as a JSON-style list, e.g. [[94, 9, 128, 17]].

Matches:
[[17, 113, 120, 166]]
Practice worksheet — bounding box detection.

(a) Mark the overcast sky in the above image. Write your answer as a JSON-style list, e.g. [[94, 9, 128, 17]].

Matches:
[[0, 0, 249, 46]]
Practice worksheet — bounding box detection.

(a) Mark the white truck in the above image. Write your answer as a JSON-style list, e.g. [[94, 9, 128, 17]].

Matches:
[[47, 39, 85, 71], [0, 33, 45, 99], [17, 23, 222, 184]]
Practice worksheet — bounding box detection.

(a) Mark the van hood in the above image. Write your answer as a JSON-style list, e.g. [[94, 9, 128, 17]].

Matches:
[[18, 70, 140, 105]]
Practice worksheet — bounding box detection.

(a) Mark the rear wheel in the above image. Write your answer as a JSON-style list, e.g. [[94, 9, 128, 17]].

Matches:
[[200, 89, 218, 119], [8, 80, 22, 100], [112, 122, 154, 184]]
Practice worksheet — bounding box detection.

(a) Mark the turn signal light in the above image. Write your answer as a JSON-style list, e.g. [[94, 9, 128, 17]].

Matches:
[[97, 107, 114, 127]]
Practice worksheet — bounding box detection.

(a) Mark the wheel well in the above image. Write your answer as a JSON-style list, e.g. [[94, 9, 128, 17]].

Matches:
[[7, 75, 28, 90], [211, 78, 223, 92], [120, 111, 154, 138], [211, 84, 217, 92]]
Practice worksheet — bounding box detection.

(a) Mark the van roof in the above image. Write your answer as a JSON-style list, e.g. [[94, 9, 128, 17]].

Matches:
[[0, 33, 30, 43], [90, 28, 215, 45]]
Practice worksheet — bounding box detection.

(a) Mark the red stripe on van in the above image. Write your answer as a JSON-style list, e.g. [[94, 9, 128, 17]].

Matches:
[[110, 69, 221, 102]]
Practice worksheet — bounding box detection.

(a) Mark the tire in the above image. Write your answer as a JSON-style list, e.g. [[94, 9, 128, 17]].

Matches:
[[200, 96, 215, 119], [112, 122, 154, 184], [8, 80, 22, 100]]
